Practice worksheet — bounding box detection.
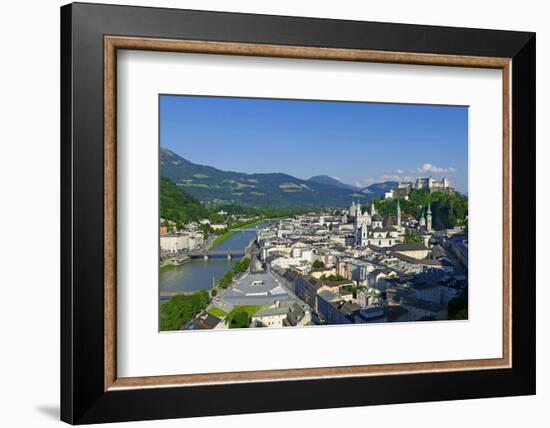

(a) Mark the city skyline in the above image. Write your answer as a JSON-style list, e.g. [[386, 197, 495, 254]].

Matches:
[[160, 95, 468, 193], [159, 94, 469, 332]]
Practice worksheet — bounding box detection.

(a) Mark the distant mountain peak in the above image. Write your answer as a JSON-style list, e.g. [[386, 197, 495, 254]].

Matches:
[[308, 175, 360, 191], [159, 148, 372, 208], [359, 181, 399, 198]]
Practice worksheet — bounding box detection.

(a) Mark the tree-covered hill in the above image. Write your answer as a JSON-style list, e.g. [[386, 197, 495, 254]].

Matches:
[[359, 181, 398, 198], [160, 147, 373, 208], [374, 188, 468, 230], [160, 176, 210, 226]]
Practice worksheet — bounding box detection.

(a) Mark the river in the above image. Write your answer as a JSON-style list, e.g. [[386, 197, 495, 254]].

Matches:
[[160, 222, 269, 300]]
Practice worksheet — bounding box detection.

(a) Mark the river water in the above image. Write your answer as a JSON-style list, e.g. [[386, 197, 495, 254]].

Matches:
[[160, 222, 269, 299]]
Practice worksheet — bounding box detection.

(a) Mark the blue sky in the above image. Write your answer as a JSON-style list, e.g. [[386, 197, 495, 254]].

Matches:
[[160, 95, 468, 193]]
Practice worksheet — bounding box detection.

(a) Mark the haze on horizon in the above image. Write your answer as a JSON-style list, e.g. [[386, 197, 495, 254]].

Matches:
[[160, 95, 468, 193]]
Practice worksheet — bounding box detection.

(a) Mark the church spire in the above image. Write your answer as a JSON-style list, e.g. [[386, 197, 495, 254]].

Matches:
[[426, 203, 433, 231]]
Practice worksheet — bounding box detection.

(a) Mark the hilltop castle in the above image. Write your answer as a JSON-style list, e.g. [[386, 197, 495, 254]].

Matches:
[[385, 176, 453, 199], [411, 176, 449, 191]]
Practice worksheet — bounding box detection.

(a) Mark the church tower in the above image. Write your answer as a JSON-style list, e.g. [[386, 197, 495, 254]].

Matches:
[[370, 200, 376, 217], [349, 200, 356, 218], [361, 224, 368, 246], [355, 222, 367, 246], [426, 204, 432, 231], [396, 199, 401, 228], [419, 208, 426, 228]]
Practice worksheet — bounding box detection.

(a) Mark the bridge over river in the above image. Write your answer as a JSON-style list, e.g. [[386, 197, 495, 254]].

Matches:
[[160, 221, 270, 296], [187, 249, 245, 259]]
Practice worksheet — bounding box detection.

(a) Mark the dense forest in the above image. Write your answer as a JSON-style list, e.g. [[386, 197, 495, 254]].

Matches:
[[373, 189, 468, 230]]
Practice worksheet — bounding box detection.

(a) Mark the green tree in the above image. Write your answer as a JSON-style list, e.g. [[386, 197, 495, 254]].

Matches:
[[374, 189, 468, 230], [218, 270, 234, 289], [199, 224, 210, 239], [233, 257, 251, 274], [312, 260, 325, 269], [159, 290, 210, 331], [208, 212, 225, 223], [343, 285, 358, 298], [229, 310, 250, 328], [404, 229, 423, 243]]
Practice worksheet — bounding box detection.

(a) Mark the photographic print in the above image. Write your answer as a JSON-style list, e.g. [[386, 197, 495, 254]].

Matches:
[[159, 95, 469, 332], [61, 8, 535, 421]]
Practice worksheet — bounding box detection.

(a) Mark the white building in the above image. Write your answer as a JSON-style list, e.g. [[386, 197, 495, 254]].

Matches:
[[160, 234, 189, 253], [357, 222, 400, 248], [160, 232, 203, 253], [271, 256, 303, 270], [353, 201, 403, 248], [357, 289, 382, 307], [366, 269, 398, 290], [210, 223, 226, 231], [415, 176, 450, 190], [251, 300, 311, 328]]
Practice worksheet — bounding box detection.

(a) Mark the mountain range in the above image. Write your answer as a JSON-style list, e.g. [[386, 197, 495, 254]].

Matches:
[[160, 147, 396, 207], [307, 175, 360, 192]]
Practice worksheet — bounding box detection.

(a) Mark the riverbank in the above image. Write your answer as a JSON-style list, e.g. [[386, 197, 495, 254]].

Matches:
[[210, 218, 265, 248], [159, 221, 266, 297], [160, 264, 177, 273], [160, 254, 191, 273]]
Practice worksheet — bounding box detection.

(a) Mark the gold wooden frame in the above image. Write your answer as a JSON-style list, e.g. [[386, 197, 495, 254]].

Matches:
[[104, 36, 512, 391]]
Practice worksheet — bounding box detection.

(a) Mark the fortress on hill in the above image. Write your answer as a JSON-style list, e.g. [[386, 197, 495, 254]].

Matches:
[[384, 176, 454, 200]]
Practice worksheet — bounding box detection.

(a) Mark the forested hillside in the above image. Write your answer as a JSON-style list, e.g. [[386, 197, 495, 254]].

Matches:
[[374, 189, 468, 229], [160, 176, 210, 226]]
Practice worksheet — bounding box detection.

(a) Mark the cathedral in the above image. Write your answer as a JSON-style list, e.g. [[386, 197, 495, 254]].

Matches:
[[347, 200, 403, 248], [348, 200, 372, 227]]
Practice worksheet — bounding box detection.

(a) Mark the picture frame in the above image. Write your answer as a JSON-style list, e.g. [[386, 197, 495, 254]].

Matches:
[[61, 2, 535, 424]]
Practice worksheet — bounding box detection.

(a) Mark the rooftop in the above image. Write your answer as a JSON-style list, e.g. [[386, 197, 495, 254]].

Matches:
[[298, 275, 324, 290], [338, 301, 362, 316], [385, 306, 409, 322], [389, 252, 444, 266], [181, 311, 221, 330], [223, 271, 295, 306], [391, 243, 428, 252]]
